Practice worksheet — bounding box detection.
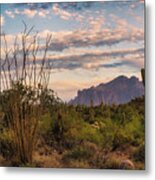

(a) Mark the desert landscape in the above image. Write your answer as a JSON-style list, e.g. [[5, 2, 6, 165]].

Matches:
[[0, 1, 145, 169]]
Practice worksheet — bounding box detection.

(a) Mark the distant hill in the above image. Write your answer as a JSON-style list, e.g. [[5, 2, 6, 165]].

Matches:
[[69, 76, 144, 106]]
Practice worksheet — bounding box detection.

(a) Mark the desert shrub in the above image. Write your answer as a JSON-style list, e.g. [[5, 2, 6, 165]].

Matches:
[[62, 145, 94, 163], [44, 104, 104, 149], [90, 153, 106, 169], [112, 128, 131, 150], [39, 95, 144, 169], [64, 160, 89, 168], [133, 143, 145, 162], [39, 113, 52, 135], [62, 141, 100, 168], [84, 107, 95, 124], [101, 157, 121, 169], [98, 119, 116, 149], [20, 162, 38, 168], [65, 147, 91, 160], [0, 129, 16, 160], [124, 117, 144, 146], [75, 124, 103, 146], [42, 105, 82, 148]]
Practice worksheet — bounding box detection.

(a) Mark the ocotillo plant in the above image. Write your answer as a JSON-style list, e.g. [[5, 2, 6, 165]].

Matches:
[[0, 22, 53, 164]]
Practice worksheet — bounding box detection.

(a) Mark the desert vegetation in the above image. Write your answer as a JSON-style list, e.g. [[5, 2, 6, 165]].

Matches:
[[0, 25, 145, 169]]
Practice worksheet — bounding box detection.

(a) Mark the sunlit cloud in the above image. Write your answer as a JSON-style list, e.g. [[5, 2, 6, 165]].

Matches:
[[38, 10, 49, 18], [139, 0, 145, 4], [88, 15, 105, 30], [37, 25, 144, 52], [5, 10, 15, 18], [52, 4, 72, 20], [23, 47, 143, 71], [8, 7, 49, 19], [23, 9, 37, 18]]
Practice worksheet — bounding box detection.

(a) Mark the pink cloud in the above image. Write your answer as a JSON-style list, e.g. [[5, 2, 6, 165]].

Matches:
[[52, 4, 72, 20], [23, 9, 37, 18], [5, 10, 15, 18]]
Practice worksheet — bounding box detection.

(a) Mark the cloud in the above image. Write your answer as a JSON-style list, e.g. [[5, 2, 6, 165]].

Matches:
[[23, 9, 37, 18], [1, 12, 144, 72], [139, 0, 144, 4], [5, 8, 38, 19], [14, 9, 20, 14], [9, 7, 49, 19], [52, 4, 72, 20], [123, 51, 144, 68], [12, 2, 51, 10], [135, 15, 143, 23], [34, 11, 143, 51], [9, 2, 95, 21], [38, 10, 49, 18], [102, 62, 130, 68], [88, 16, 105, 30], [33, 47, 144, 71], [9, 4, 83, 20], [0, 15, 5, 26], [38, 23, 144, 52], [59, 2, 95, 11], [28, 3, 52, 10], [13, 2, 95, 11], [51, 3, 86, 22], [130, 3, 136, 9], [5, 10, 15, 18], [1, 28, 144, 71]]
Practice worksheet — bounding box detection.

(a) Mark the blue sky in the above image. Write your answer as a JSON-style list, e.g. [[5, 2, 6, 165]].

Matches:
[[0, 1, 145, 101]]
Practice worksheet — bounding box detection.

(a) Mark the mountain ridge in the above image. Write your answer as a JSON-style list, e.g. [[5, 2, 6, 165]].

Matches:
[[69, 75, 144, 106]]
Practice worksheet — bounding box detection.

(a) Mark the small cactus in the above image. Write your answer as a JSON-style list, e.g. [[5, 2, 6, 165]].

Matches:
[[141, 68, 145, 86]]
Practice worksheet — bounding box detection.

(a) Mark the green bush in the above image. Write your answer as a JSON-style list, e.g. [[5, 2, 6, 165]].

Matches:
[[0, 129, 16, 160], [112, 128, 131, 150], [76, 124, 103, 146], [62, 145, 94, 163], [99, 119, 116, 149]]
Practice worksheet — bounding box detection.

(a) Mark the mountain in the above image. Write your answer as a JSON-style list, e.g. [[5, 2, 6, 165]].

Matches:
[[69, 76, 144, 106]]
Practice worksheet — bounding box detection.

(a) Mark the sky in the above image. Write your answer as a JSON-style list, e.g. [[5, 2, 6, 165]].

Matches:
[[0, 0, 145, 101]]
